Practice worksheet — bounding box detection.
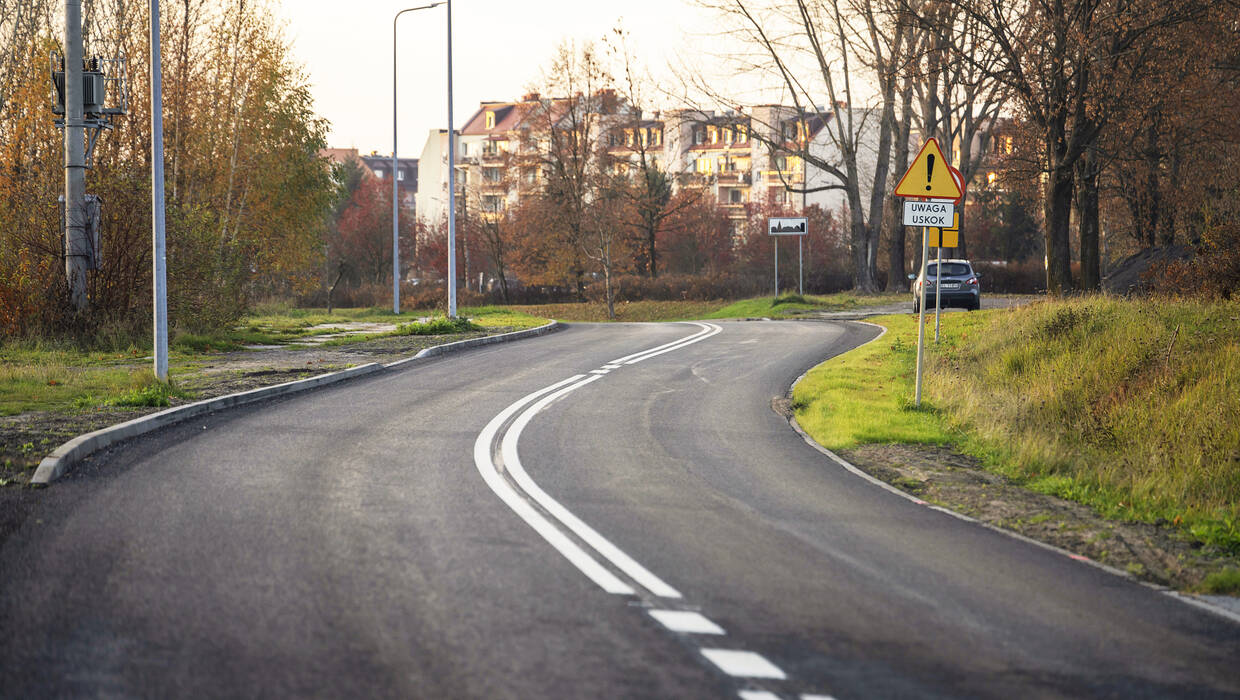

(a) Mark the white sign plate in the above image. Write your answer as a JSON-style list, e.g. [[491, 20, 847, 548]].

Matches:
[[903, 200, 955, 228], [768, 217, 808, 236]]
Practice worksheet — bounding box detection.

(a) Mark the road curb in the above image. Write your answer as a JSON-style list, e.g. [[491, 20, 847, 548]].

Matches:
[[786, 319, 1240, 628], [31, 321, 561, 485], [385, 320, 562, 369]]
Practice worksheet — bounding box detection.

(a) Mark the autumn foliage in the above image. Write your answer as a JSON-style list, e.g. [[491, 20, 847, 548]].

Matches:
[[0, 0, 335, 339]]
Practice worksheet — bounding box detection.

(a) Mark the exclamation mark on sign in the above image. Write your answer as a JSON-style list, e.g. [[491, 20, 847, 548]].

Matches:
[[925, 154, 935, 191]]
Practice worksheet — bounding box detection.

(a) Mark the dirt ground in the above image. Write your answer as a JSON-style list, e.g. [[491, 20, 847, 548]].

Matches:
[[837, 442, 1240, 594], [0, 329, 498, 490]]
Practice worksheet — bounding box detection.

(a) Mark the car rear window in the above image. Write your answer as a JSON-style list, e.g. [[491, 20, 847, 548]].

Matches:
[[928, 263, 971, 277]]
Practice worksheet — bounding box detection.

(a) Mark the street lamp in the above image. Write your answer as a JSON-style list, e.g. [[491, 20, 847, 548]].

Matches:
[[392, 2, 443, 315]]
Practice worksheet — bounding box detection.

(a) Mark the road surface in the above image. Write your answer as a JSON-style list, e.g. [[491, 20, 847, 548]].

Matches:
[[1, 320, 1237, 699]]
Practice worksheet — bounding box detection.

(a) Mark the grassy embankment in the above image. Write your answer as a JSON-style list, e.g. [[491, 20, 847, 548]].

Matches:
[[0, 304, 548, 416], [792, 297, 1240, 592]]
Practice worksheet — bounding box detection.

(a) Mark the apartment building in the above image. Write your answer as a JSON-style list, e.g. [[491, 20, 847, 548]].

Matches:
[[321, 148, 418, 210], [414, 96, 885, 231]]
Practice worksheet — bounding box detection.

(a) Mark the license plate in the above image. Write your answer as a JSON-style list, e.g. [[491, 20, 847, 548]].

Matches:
[[942, 282, 960, 289]]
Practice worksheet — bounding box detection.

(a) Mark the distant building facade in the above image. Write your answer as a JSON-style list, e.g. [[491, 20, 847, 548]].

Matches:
[[414, 96, 890, 232], [320, 147, 418, 211]]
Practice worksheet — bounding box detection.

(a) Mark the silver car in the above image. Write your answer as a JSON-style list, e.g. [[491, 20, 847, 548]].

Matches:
[[909, 259, 981, 312]]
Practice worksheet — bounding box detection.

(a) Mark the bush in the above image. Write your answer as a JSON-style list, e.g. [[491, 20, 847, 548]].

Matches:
[[395, 317, 480, 335], [972, 260, 1048, 294], [1151, 218, 1240, 299], [583, 274, 767, 303]]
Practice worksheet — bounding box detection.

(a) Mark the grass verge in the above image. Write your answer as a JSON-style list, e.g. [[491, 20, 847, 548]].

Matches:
[[505, 292, 902, 323], [793, 296, 1240, 559]]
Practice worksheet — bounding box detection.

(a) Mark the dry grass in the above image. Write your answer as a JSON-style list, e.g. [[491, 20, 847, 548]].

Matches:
[[926, 296, 1240, 551]]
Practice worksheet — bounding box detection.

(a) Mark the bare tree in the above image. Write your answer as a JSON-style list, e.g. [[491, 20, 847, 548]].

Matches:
[[942, 0, 1211, 293], [603, 27, 702, 279], [521, 41, 614, 297], [692, 0, 921, 293]]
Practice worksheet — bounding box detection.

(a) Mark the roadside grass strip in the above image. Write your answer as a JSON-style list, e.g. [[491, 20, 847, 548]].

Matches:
[[705, 292, 904, 320], [793, 296, 1240, 565], [791, 313, 957, 450]]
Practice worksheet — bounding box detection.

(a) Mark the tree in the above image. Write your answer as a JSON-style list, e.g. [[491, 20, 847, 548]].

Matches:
[[602, 27, 702, 278], [0, 0, 336, 335], [693, 0, 923, 293], [520, 42, 615, 297], [945, 0, 1212, 293]]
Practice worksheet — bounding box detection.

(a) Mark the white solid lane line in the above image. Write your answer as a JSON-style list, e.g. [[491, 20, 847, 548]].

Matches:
[[648, 609, 725, 635], [608, 322, 715, 365], [501, 377, 684, 600], [700, 649, 787, 679], [621, 323, 723, 366], [473, 375, 635, 596]]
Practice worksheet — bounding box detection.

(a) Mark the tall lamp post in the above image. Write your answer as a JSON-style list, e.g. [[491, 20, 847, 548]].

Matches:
[[150, 0, 168, 380], [392, 2, 443, 315], [445, 0, 457, 318]]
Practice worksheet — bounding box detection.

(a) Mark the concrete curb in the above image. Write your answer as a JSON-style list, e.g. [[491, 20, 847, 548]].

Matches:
[[31, 321, 561, 485], [385, 320, 562, 369]]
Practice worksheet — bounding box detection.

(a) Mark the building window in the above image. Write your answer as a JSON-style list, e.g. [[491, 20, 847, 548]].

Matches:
[[485, 111, 496, 129], [708, 126, 718, 144], [696, 157, 713, 174], [397, 170, 405, 181], [694, 128, 705, 145], [374, 169, 384, 179], [730, 189, 743, 204], [484, 167, 501, 182]]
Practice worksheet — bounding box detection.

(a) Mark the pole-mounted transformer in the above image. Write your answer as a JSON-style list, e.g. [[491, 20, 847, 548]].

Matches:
[[50, 1, 128, 311]]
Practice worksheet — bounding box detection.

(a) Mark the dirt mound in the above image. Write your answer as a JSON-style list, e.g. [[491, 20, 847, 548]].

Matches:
[[1103, 245, 1193, 296]]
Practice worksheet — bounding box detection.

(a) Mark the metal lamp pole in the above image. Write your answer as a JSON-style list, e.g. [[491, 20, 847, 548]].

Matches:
[[392, 3, 443, 315], [446, 0, 457, 318], [150, 0, 169, 380]]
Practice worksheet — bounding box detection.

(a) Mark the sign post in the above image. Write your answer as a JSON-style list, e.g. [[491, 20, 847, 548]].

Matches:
[[768, 217, 808, 298], [892, 138, 962, 406]]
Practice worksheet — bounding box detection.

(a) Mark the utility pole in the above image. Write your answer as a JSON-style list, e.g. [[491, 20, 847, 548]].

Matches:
[[64, 0, 88, 311]]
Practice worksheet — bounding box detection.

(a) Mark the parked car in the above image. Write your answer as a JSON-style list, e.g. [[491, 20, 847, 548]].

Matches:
[[909, 259, 981, 312]]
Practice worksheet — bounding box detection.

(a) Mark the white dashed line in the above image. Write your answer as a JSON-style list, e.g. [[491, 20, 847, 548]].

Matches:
[[801, 694, 839, 700], [589, 369, 610, 374], [738, 691, 782, 700], [700, 649, 787, 679], [648, 609, 725, 635]]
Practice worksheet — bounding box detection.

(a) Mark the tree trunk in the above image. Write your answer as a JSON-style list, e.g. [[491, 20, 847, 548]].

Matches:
[[885, 80, 915, 292], [1044, 159, 1075, 295], [1075, 142, 1101, 291]]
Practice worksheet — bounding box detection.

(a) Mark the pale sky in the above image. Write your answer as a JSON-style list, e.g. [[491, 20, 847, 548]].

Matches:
[[275, 0, 723, 158]]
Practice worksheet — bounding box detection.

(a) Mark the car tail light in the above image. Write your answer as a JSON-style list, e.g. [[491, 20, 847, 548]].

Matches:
[[966, 277, 978, 286]]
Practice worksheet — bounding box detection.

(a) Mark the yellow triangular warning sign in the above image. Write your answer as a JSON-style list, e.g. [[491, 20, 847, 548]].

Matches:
[[894, 138, 962, 199]]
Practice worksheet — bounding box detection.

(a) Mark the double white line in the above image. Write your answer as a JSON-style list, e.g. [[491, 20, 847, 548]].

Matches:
[[471, 322, 721, 598]]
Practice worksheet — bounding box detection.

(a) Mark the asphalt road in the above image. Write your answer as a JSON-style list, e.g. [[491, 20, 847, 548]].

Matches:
[[1, 320, 1237, 699]]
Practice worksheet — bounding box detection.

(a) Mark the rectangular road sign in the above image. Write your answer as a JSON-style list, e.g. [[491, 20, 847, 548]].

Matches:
[[928, 213, 960, 247], [903, 200, 954, 228], [927, 227, 959, 248], [768, 217, 808, 235]]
